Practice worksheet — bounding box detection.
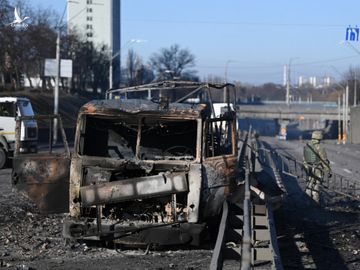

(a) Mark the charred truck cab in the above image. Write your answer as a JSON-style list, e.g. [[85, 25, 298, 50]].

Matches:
[[9, 81, 240, 246], [63, 82, 240, 246]]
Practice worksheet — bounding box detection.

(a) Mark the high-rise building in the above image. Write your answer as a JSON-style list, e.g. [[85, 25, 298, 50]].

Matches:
[[68, 0, 121, 88], [309, 76, 317, 88], [298, 75, 306, 87], [323, 76, 332, 87]]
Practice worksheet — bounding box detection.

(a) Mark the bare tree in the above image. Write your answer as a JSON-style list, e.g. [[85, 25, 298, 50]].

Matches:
[[134, 64, 155, 85], [61, 28, 110, 95], [124, 49, 141, 86], [0, 0, 58, 90], [149, 44, 197, 81]]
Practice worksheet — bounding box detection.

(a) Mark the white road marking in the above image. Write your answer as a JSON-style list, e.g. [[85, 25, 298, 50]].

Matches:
[[343, 168, 352, 174]]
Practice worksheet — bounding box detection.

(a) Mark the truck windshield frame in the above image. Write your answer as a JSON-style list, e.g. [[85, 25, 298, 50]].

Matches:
[[78, 114, 199, 161], [0, 101, 16, 117]]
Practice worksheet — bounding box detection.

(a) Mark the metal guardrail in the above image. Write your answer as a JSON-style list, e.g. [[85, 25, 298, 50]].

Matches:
[[210, 200, 230, 270], [210, 130, 283, 270], [257, 147, 360, 200], [241, 146, 252, 270]]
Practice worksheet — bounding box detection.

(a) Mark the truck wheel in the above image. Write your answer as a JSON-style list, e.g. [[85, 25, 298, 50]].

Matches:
[[0, 148, 6, 169]]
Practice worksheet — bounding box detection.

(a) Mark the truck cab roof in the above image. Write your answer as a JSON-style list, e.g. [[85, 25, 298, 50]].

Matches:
[[0, 97, 30, 103]]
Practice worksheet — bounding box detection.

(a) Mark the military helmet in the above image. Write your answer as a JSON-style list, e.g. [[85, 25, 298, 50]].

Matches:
[[311, 130, 323, 140]]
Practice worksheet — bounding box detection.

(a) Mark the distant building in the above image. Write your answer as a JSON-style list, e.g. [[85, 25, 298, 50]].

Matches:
[[298, 75, 306, 87], [309, 76, 317, 88], [68, 0, 121, 87], [323, 76, 332, 87], [297, 75, 333, 88]]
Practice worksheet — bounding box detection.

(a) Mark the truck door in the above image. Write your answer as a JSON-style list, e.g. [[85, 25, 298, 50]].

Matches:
[[11, 115, 71, 213], [0, 101, 16, 167], [0, 101, 16, 143], [202, 116, 239, 217]]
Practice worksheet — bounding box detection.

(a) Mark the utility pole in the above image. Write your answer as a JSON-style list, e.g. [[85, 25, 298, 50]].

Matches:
[[286, 64, 290, 105], [53, 0, 78, 144], [53, 27, 61, 143], [345, 84, 349, 143], [341, 41, 359, 106], [224, 60, 235, 103], [341, 85, 349, 144], [342, 92, 346, 143], [354, 71, 357, 106], [224, 65, 228, 103], [286, 58, 299, 105], [109, 45, 113, 89], [337, 94, 341, 144]]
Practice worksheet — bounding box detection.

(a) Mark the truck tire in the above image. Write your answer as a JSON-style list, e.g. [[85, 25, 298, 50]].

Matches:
[[0, 148, 6, 169]]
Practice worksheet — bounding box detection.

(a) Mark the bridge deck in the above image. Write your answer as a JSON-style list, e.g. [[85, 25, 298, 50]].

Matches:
[[237, 104, 347, 121]]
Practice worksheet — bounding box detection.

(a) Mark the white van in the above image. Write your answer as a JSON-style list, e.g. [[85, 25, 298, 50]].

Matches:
[[0, 97, 37, 168]]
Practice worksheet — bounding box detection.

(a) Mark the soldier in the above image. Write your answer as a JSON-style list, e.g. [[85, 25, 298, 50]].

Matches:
[[303, 130, 331, 203]]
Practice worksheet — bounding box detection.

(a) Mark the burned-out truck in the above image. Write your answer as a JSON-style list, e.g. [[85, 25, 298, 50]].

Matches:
[[13, 81, 242, 246]]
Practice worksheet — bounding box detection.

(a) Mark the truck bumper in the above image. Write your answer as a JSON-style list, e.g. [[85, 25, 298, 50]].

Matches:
[[19, 140, 37, 153]]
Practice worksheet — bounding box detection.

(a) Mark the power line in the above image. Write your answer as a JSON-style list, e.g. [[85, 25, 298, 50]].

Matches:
[[197, 64, 282, 69], [197, 55, 360, 70], [123, 18, 345, 28], [292, 55, 360, 66]]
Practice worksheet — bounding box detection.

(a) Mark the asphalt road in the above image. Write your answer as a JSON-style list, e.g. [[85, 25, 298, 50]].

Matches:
[[261, 137, 360, 183], [260, 137, 360, 270]]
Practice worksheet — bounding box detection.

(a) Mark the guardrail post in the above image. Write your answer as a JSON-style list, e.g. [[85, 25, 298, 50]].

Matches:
[[340, 177, 343, 193], [241, 159, 251, 270]]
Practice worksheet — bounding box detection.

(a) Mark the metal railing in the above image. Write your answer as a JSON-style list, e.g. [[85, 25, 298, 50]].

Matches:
[[257, 146, 360, 200], [210, 129, 283, 270]]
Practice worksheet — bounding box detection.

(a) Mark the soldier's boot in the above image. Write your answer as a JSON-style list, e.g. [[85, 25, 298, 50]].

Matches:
[[305, 188, 312, 198], [312, 181, 321, 204], [305, 178, 314, 198], [312, 191, 320, 203]]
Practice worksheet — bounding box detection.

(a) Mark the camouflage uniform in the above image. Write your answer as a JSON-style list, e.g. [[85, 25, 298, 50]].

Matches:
[[303, 131, 331, 203]]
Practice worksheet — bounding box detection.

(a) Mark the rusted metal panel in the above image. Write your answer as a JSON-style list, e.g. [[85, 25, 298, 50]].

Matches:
[[12, 114, 71, 214], [83, 166, 112, 185], [201, 155, 239, 218], [80, 172, 188, 206], [187, 164, 202, 223], [12, 154, 70, 213], [80, 99, 208, 119], [69, 158, 82, 217]]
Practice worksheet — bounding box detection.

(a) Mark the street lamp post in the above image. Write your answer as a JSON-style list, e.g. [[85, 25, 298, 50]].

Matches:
[[109, 39, 147, 89], [53, 27, 61, 143], [340, 41, 359, 106], [53, 1, 79, 143], [53, 4, 67, 144], [109, 49, 120, 89], [330, 66, 350, 143]]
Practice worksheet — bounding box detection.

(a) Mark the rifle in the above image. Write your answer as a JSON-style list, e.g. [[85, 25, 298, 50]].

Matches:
[[306, 142, 332, 173]]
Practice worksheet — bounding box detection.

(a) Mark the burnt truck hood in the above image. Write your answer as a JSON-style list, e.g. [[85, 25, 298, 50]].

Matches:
[[79, 99, 211, 118]]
